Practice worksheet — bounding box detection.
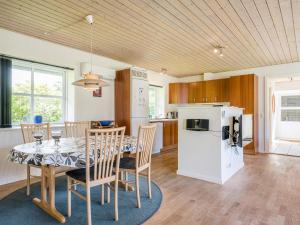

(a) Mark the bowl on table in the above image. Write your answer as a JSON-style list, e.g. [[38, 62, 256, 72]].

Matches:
[[99, 120, 113, 127]]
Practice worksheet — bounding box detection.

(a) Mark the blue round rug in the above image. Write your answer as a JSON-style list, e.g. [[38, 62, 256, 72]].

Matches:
[[0, 176, 162, 225]]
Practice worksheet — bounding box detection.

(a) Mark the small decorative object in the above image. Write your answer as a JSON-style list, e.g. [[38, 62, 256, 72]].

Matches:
[[52, 130, 62, 147], [34, 115, 43, 124], [99, 120, 113, 127], [93, 87, 102, 97]]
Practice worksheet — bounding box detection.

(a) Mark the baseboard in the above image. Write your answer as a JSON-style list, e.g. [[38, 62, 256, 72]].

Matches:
[[176, 170, 222, 184], [161, 144, 178, 152]]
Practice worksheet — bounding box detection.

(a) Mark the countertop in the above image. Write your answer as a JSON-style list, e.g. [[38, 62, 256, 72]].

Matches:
[[149, 118, 178, 123]]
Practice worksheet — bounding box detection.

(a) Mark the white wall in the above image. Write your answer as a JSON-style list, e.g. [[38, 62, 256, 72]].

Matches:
[[205, 62, 300, 152]]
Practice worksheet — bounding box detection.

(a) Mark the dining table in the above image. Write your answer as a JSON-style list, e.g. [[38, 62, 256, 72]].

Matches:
[[9, 136, 137, 223]]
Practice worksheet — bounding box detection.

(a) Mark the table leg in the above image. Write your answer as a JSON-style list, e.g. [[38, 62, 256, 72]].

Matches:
[[33, 165, 66, 223]]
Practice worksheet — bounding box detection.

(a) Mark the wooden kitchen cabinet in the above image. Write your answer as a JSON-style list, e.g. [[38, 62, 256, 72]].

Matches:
[[229, 74, 258, 154], [188, 82, 197, 103], [229, 76, 242, 108], [196, 81, 206, 103], [218, 78, 230, 102], [188, 81, 206, 103], [163, 120, 178, 150], [169, 83, 188, 104], [205, 80, 219, 103], [204, 79, 229, 103]]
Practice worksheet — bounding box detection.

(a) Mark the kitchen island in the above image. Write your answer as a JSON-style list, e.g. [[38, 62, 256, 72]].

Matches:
[[177, 106, 244, 184]]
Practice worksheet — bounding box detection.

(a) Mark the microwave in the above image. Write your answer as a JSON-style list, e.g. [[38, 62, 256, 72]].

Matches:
[[186, 119, 209, 131]]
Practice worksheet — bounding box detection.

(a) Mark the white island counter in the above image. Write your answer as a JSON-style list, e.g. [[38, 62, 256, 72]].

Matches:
[[177, 106, 244, 184]]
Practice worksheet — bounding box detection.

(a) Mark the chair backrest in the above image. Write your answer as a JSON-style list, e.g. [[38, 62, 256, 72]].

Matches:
[[85, 127, 126, 182], [135, 124, 157, 168], [21, 123, 51, 144], [65, 121, 91, 138]]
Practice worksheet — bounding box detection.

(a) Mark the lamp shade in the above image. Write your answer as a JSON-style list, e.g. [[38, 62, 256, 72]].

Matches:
[[72, 72, 109, 91]]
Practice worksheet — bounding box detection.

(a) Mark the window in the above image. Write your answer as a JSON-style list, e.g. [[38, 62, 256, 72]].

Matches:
[[11, 62, 66, 125], [281, 95, 300, 121], [149, 85, 164, 119]]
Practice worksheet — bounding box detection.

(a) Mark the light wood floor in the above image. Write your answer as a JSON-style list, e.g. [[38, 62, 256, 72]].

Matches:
[[1, 151, 300, 225]]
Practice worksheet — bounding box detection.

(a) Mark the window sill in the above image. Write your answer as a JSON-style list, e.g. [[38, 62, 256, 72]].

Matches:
[[0, 123, 65, 132]]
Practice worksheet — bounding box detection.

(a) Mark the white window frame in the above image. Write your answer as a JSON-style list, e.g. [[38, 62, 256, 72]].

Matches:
[[279, 93, 300, 122], [149, 84, 165, 119], [12, 60, 67, 124]]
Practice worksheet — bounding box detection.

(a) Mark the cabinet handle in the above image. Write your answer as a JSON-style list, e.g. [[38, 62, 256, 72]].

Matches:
[[194, 97, 195, 103], [215, 97, 217, 102]]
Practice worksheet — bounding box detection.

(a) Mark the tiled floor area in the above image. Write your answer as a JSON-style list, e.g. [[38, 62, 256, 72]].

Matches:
[[270, 140, 300, 156]]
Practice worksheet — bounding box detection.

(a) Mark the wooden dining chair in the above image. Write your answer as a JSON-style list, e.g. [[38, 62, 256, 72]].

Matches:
[[66, 127, 125, 225], [21, 123, 51, 196], [65, 121, 91, 138], [118, 124, 156, 208]]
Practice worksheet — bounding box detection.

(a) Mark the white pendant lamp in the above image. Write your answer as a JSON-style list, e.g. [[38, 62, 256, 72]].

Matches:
[[72, 15, 109, 91]]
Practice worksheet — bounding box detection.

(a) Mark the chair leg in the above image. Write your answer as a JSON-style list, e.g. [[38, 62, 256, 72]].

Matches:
[[148, 167, 152, 199], [135, 171, 141, 208], [120, 171, 124, 181], [67, 177, 71, 217], [86, 185, 92, 225], [114, 179, 119, 221], [101, 184, 105, 205], [125, 171, 128, 192], [107, 183, 110, 204], [26, 164, 31, 196]]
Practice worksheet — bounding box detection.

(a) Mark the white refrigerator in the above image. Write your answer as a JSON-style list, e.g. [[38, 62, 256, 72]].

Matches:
[[130, 72, 149, 137]]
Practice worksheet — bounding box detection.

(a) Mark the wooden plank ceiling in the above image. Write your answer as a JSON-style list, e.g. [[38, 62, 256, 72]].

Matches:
[[0, 0, 299, 77]]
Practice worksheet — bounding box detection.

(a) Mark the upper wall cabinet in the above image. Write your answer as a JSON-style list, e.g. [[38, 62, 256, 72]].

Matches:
[[219, 78, 230, 102], [169, 83, 188, 104], [176, 79, 229, 104], [188, 81, 206, 103], [205, 80, 219, 103]]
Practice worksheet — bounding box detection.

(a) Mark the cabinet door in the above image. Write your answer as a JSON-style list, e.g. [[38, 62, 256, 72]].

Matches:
[[173, 121, 178, 145], [241, 75, 254, 114], [205, 80, 218, 102], [219, 78, 230, 102], [229, 76, 242, 107], [163, 121, 172, 147], [188, 82, 197, 103], [169, 83, 179, 104], [196, 81, 206, 103], [179, 83, 188, 104], [169, 83, 188, 104], [163, 121, 178, 147]]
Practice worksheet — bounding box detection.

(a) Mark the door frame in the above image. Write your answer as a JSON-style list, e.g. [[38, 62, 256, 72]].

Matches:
[[264, 73, 300, 153]]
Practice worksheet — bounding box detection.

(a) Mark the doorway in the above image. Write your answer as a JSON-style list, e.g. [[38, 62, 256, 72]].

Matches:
[[267, 77, 300, 156]]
